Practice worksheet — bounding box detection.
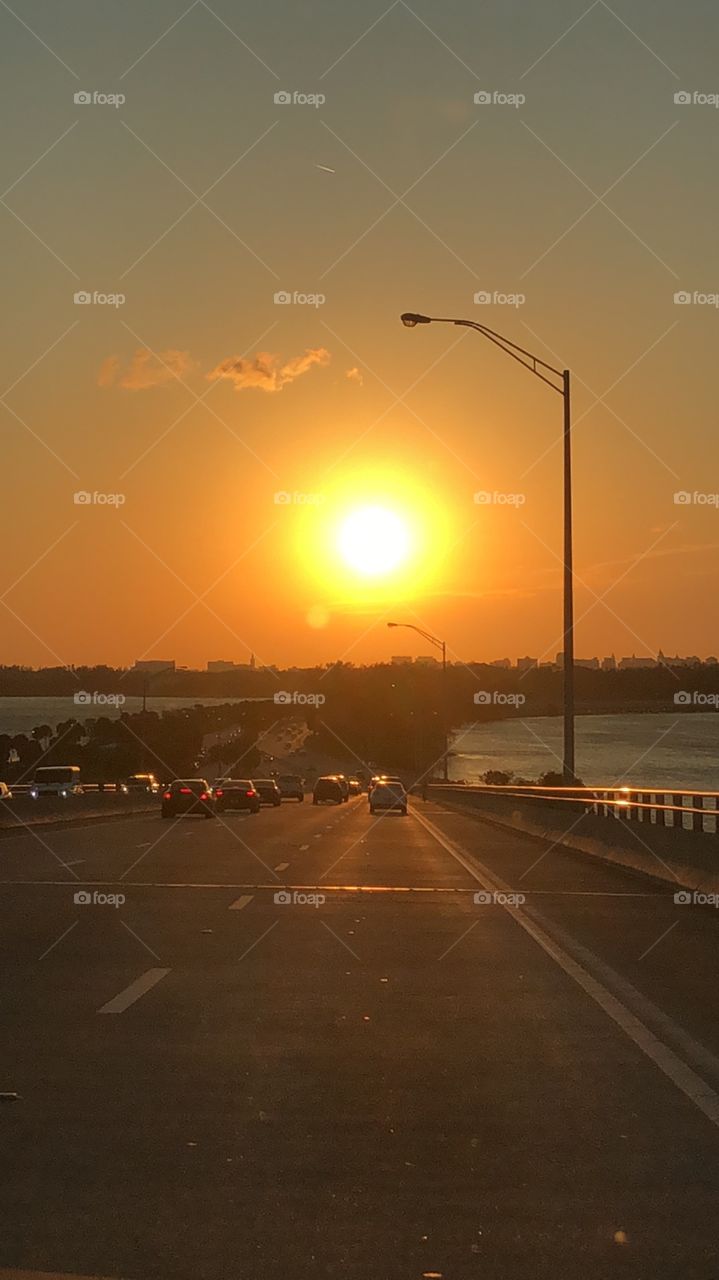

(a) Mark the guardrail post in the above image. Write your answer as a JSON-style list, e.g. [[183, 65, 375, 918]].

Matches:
[[673, 794, 684, 831]]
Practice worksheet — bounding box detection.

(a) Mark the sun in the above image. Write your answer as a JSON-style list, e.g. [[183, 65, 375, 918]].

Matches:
[[337, 505, 412, 577]]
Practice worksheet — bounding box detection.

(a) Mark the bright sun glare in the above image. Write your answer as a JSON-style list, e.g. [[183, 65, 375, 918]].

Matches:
[[337, 505, 412, 577]]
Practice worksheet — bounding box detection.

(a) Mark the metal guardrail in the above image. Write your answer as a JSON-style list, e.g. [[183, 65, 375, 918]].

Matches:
[[431, 783, 719, 835]]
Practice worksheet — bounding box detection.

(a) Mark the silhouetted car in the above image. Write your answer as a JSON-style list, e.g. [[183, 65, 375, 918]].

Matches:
[[161, 779, 216, 819], [214, 779, 260, 813], [334, 774, 350, 802], [254, 779, 282, 807], [0, 782, 12, 801], [313, 776, 343, 805], [277, 774, 304, 802], [348, 777, 362, 795], [369, 780, 408, 816]]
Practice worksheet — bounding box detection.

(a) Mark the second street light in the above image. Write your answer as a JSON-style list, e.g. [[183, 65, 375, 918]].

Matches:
[[400, 311, 576, 783], [387, 621, 448, 781]]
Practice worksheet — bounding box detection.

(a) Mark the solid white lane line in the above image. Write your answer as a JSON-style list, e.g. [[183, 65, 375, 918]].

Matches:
[[229, 894, 253, 910], [414, 809, 719, 1131], [274, 862, 289, 872], [97, 967, 170, 1014]]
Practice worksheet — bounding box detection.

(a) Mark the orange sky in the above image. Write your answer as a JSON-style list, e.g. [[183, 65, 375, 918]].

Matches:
[[1, 0, 718, 667]]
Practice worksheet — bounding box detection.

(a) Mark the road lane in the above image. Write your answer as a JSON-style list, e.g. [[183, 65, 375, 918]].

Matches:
[[1, 795, 719, 1278]]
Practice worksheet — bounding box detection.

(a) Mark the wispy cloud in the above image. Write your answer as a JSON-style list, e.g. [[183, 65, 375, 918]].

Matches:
[[208, 347, 331, 393], [99, 349, 196, 389]]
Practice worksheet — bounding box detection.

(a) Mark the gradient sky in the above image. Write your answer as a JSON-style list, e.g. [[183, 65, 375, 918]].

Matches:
[[1, 0, 718, 669]]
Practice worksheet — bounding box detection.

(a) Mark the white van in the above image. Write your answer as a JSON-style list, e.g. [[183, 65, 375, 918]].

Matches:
[[31, 766, 83, 799]]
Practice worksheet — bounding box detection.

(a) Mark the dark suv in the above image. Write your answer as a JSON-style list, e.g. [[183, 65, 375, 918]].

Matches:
[[161, 779, 216, 819], [313, 776, 343, 805], [254, 779, 282, 807]]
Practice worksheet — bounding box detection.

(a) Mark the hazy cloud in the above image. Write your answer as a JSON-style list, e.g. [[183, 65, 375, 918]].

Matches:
[[345, 366, 363, 386], [208, 347, 331, 393], [99, 349, 196, 390]]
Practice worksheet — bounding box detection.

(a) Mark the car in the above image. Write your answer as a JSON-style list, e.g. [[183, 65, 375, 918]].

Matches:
[[31, 766, 83, 799], [0, 782, 12, 801], [254, 778, 282, 807], [313, 776, 343, 805], [334, 774, 350, 802], [214, 779, 260, 813], [369, 779, 408, 816], [161, 779, 216, 819], [348, 777, 362, 796], [277, 773, 304, 802], [125, 773, 160, 794]]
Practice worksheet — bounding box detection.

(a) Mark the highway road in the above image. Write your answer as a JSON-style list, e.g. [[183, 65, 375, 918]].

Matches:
[[2, 793, 719, 1279]]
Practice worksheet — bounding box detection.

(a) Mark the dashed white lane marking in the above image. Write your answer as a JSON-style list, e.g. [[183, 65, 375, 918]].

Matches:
[[229, 894, 253, 910], [299, 844, 310, 850], [137, 842, 151, 848], [313, 834, 322, 839], [97, 967, 171, 1014], [0, 1270, 120, 1279], [65, 860, 84, 867], [274, 862, 289, 872], [414, 809, 719, 1131]]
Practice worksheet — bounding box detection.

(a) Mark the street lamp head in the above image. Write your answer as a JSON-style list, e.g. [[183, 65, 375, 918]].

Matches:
[[386, 621, 397, 628], [400, 312, 431, 327]]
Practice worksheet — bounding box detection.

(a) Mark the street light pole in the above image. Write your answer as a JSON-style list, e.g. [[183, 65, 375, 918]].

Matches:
[[387, 621, 448, 781], [400, 312, 576, 783]]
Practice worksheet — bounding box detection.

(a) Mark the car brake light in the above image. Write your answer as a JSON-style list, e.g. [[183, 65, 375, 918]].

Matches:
[[199, 792, 209, 802], [215, 789, 223, 798], [179, 787, 192, 795], [246, 790, 254, 797], [163, 790, 172, 800]]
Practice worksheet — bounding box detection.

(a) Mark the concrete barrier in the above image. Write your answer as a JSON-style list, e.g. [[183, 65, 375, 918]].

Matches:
[[0, 792, 157, 834], [430, 785, 719, 893]]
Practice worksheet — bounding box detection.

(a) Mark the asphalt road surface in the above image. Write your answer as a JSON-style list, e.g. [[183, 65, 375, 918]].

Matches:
[[2, 794, 719, 1279]]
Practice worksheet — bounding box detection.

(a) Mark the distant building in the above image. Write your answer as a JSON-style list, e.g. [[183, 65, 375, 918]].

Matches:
[[133, 660, 175, 674], [490, 658, 512, 669], [415, 655, 439, 667], [575, 657, 600, 670], [601, 655, 617, 671], [618, 655, 656, 670], [516, 656, 538, 672], [706, 656, 718, 666], [207, 659, 256, 672], [391, 655, 413, 665]]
